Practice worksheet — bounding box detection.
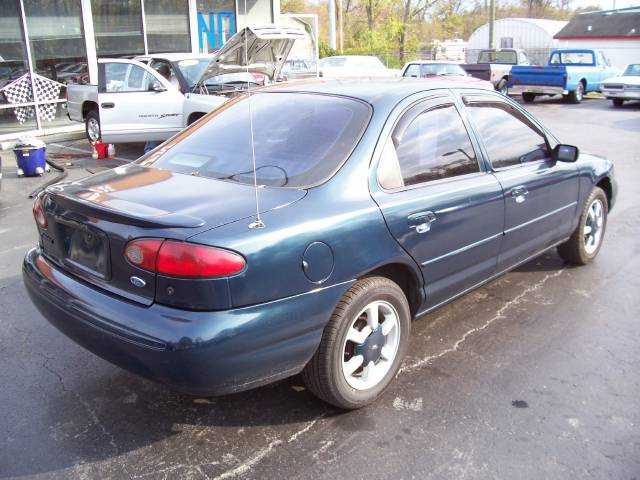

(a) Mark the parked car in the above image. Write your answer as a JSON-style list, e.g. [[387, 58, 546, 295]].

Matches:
[[601, 63, 640, 107], [66, 25, 306, 143], [24, 79, 616, 409], [402, 60, 493, 88], [510, 49, 620, 103], [319, 55, 400, 78], [462, 49, 532, 94], [281, 59, 317, 80]]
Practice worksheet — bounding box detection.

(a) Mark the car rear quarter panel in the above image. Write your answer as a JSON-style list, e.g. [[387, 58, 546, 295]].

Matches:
[[187, 108, 425, 311]]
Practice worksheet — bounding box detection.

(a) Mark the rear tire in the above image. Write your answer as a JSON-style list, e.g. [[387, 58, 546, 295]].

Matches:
[[557, 187, 608, 265], [302, 276, 411, 409], [522, 92, 536, 103], [612, 98, 624, 107], [567, 82, 584, 104], [85, 110, 101, 142], [496, 78, 509, 95]]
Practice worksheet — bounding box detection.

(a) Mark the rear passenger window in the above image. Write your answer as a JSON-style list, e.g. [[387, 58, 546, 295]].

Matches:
[[465, 101, 549, 169], [382, 104, 479, 188]]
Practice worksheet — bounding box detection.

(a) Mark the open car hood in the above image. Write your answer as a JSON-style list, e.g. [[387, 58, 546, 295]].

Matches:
[[198, 25, 307, 84]]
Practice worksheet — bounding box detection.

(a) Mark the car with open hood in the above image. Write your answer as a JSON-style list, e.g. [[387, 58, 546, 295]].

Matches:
[[25, 79, 616, 409], [65, 25, 306, 143]]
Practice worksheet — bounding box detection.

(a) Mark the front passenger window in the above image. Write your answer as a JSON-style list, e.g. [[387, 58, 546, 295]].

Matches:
[[465, 102, 549, 169]]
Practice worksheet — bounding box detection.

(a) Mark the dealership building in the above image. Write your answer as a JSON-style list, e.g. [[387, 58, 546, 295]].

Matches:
[[0, 0, 281, 140]]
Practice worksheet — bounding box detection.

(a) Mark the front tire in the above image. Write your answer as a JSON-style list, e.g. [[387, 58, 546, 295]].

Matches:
[[522, 92, 536, 103], [302, 276, 411, 409], [85, 110, 101, 142], [558, 187, 608, 265], [612, 98, 624, 107]]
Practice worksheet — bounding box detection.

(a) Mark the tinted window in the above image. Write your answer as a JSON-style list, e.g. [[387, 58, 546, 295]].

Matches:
[[391, 104, 479, 187], [141, 92, 371, 188], [466, 101, 549, 169]]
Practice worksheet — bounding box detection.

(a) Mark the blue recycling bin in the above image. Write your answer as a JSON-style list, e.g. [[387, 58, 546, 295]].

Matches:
[[14, 146, 46, 177]]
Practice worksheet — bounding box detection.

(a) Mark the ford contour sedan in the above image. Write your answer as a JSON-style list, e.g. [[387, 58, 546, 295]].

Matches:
[[24, 80, 616, 409]]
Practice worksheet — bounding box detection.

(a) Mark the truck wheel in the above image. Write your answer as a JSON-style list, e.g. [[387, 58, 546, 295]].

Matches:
[[522, 92, 536, 103], [85, 110, 101, 142], [612, 98, 624, 107], [496, 79, 508, 95], [302, 276, 411, 409], [557, 187, 608, 265], [567, 82, 584, 104]]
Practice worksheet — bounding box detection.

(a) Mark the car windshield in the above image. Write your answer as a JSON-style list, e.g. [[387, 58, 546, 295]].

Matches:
[[478, 51, 517, 64], [140, 92, 371, 188], [404, 63, 466, 77], [623, 64, 640, 76], [550, 52, 595, 65], [176, 58, 211, 88]]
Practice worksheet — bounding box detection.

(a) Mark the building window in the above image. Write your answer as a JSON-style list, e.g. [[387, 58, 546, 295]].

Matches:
[[0, 0, 36, 134], [23, 0, 88, 128], [92, 0, 145, 57], [145, 0, 191, 53]]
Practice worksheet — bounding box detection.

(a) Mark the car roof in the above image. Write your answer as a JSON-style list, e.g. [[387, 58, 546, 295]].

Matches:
[[264, 78, 494, 107]]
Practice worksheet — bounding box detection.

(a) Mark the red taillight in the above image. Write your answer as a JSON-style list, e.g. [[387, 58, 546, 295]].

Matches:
[[33, 194, 47, 228], [157, 241, 245, 278], [124, 239, 245, 278], [125, 238, 163, 271]]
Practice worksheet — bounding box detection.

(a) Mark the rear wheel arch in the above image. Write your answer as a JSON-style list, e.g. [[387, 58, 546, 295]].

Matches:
[[360, 262, 423, 318], [82, 101, 98, 119]]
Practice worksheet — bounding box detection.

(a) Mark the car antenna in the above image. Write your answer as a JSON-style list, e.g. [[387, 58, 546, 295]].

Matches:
[[244, 5, 265, 230]]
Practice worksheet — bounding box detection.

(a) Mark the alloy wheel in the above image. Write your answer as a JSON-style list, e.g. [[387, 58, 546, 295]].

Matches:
[[584, 198, 604, 255], [341, 300, 400, 390]]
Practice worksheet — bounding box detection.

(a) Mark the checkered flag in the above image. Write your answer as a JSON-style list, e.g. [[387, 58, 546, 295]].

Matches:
[[1, 73, 63, 124]]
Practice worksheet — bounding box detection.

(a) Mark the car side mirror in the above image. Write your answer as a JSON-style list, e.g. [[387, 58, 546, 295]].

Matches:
[[149, 81, 166, 92], [554, 144, 579, 162]]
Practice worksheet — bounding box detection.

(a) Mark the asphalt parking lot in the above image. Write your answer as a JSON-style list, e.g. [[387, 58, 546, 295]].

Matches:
[[1, 96, 639, 480]]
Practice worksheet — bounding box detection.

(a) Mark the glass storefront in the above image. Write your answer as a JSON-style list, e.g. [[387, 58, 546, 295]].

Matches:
[[92, 0, 145, 57], [197, 0, 236, 53], [146, 0, 191, 53]]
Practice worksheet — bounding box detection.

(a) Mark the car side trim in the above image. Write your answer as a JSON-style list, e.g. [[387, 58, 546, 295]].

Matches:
[[504, 202, 577, 235], [416, 236, 570, 317], [421, 232, 502, 266]]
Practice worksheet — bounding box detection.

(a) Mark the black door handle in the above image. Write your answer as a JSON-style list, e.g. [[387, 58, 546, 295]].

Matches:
[[101, 102, 115, 109]]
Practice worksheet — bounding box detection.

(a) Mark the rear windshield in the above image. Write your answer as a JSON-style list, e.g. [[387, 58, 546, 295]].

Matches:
[[140, 92, 371, 188], [550, 52, 594, 65], [478, 51, 517, 64]]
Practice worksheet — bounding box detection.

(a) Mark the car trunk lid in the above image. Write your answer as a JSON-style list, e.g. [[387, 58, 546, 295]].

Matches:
[[39, 164, 305, 305]]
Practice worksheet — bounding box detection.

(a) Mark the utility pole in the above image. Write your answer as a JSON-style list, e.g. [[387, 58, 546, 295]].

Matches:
[[488, 0, 496, 49], [337, 0, 344, 53], [329, 0, 337, 50]]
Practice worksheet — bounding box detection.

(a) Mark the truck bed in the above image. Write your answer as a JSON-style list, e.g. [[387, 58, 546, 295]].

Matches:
[[461, 64, 491, 82], [66, 84, 98, 123], [510, 66, 567, 88]]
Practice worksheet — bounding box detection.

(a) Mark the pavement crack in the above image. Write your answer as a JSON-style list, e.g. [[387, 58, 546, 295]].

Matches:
[[399, 268, 566, 375]]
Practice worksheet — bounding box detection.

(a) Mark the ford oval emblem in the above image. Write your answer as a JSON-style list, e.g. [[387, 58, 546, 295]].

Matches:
[[130, 276, 146, 288]]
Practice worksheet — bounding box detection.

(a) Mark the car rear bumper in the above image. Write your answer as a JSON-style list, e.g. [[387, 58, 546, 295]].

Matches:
[[23, 247, 352, 396], [510, 85, 567, 96]]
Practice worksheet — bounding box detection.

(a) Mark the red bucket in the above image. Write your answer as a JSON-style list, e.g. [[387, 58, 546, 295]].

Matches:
[[94, 142, 109, 159]]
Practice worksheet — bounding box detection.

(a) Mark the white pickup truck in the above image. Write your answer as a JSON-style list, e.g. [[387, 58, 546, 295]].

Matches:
[[66, 25, 306, 143]]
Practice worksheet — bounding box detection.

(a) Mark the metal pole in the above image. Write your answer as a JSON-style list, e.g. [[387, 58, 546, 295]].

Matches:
[[337, 0, 343, 53], [488, 0, 496, 49], [328, 0, 336, 50], [18, 0, 41, 132]]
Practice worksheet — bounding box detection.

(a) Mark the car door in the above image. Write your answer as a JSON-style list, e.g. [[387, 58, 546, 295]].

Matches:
[[460, 91, 580, 270], [97, 60, 184, 143], [371, 92, 505, 310]]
